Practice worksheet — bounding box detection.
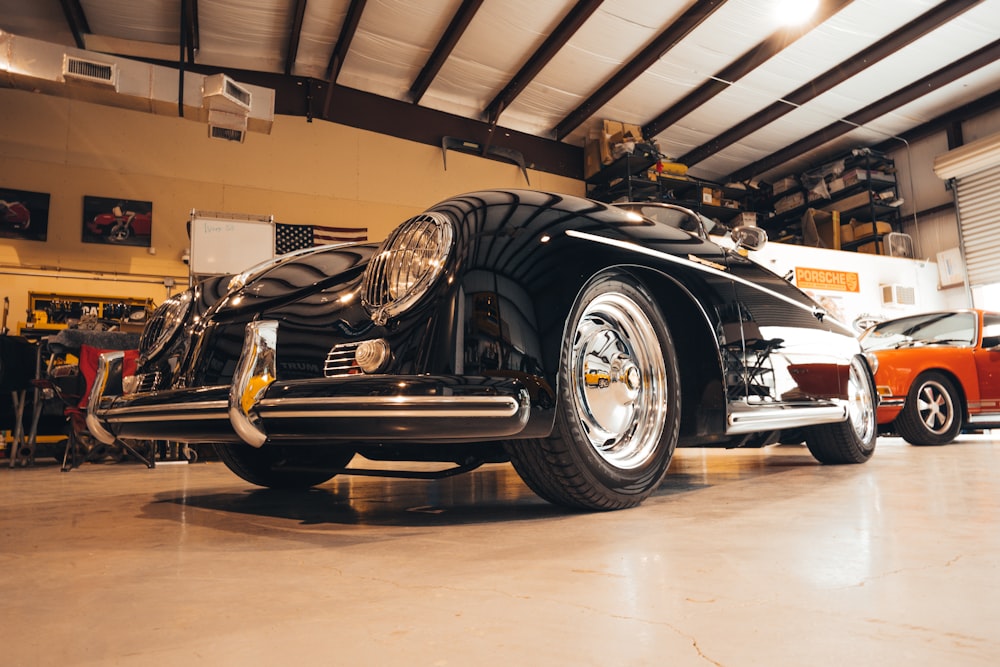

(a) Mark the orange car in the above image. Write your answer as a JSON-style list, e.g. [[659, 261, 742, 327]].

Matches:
[[860, 309, 1000, 445]]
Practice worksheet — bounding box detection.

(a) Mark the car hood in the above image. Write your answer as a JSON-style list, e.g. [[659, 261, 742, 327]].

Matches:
[[206, 242, 378, 321]]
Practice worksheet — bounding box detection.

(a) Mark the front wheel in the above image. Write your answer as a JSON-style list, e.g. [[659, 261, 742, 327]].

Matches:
[[109, 222, 131, 242], [804, 355, 877, 463], [506, 273, 680, 510], [215, 443, 355, 489], [894, 371, 962, 445]]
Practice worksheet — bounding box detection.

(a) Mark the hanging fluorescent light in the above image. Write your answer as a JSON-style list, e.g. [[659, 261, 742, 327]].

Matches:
[[774, 0, 819, 26]]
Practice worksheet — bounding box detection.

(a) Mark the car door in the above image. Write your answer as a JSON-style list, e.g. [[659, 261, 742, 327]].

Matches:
[[973, 312, 1000, 414]]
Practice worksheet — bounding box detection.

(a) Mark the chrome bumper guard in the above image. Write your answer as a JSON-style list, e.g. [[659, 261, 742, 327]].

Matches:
[[86, 350, 125, 445], [726, 401, 848, 435], [88, 320, 532, 447]]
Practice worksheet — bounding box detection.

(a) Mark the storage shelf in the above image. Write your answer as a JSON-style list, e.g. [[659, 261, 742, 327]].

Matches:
[[587, 148, 755, 223], [760, 148, 901, 254]]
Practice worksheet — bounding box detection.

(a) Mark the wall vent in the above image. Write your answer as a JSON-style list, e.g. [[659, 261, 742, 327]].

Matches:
[[210, 126, 246, 143], [881, 284, 916, 306], [63, 55, 117, 88], [204, 73, 252, 111], [225, 79, 251, 108]]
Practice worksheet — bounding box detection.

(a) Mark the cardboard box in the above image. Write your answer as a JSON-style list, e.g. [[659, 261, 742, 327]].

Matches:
[[842, 168, 892, 187], [850, 219, 893, 240], [820, 191, 868, 213], [774, 191, 805, 213], [771, 176, 799, 195], [701, 186, 722, 207], [856, 240, 884, 255], [599, 119, 644, 166], [735, 211, 758, 227]]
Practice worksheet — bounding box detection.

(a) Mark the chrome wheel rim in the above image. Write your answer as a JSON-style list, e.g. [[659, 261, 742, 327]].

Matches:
[[847, 357, 875, 443], [110, 223, 129, 241], [570, 292, 668, 470], [916, 380, 954, 434]]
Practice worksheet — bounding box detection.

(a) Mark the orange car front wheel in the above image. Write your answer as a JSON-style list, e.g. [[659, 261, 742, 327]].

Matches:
[[895, 371, 963, 446]]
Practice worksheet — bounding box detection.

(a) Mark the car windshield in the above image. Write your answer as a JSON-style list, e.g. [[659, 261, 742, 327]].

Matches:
[[616, 203, 718, 237], [860, 312, 976, 350]]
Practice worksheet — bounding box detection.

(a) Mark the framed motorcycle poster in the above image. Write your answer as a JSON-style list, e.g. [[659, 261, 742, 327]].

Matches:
[[82, 195, 153, 247], [0, 187, 50, 242]]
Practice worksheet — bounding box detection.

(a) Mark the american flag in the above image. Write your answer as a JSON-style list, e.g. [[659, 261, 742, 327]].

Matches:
[[274, 223, 368, 255]]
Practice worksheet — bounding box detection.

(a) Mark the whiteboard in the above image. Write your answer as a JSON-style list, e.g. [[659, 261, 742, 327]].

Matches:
[[189, 210, 275, 276]]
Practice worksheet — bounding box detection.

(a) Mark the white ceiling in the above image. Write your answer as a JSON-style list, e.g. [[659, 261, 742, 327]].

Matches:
[[2, 0, 999, 184]]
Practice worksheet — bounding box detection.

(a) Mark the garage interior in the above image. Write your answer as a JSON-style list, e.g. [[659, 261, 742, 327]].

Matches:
[[2, 1, 999, 664]]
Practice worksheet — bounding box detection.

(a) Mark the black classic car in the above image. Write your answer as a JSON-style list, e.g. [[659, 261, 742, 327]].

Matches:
[[88, 189, 877, 510]]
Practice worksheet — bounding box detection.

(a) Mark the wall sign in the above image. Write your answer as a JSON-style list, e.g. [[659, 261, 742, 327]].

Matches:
[[795, 267, 860, 293], [0, 187, 49, 241], [82, 195, 153, 247]]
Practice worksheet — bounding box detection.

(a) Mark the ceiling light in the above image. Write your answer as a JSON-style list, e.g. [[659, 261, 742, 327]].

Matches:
[[773, 0, 819, 26]]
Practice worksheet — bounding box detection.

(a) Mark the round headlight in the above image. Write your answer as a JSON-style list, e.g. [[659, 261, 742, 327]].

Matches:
[[139, 291, 193, 361], [864, 351, 879, 376], [363, 212, 453, 325]]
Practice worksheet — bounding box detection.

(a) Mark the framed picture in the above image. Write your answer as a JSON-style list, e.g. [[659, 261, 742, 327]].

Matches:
[[0, 187, 50, 241], [82, 195, 153, 247]]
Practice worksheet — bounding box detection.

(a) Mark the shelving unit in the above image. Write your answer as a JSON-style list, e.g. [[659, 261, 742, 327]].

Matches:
[[586, 144, 753, 224], [761, 148, 902, 253]]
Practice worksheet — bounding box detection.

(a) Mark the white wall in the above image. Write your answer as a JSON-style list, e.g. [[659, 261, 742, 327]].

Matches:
[[0, 87, 582, 329], [749, 241, 969, 332]]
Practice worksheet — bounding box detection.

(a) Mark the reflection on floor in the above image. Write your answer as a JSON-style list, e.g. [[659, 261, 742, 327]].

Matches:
[[2, 435, 999, 666]]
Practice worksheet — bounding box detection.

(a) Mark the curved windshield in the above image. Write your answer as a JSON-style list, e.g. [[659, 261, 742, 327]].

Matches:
[[860, 312, 976, 351], [614, 202, 717, 238]]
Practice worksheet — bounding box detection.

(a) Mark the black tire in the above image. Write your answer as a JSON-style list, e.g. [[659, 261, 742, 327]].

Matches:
[[805, 355, 877, 464], [506, 273, 680, 510], [216, 443, 355, 489], [894, 371, 962, 446]]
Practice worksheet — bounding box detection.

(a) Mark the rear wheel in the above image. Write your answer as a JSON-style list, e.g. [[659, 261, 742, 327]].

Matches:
[[216, 443, 355, 489], [804, 355, 877, 463], [506, 273, 680, 510], [894, 371, 962, 446]]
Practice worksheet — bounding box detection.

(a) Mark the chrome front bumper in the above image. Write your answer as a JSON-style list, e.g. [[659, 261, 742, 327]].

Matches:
[[87, 320, 532, 447]]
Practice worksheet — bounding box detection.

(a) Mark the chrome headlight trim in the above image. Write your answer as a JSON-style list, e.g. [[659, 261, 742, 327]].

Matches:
[[362, 212, 454, 325], [138, 291, 193, 361]]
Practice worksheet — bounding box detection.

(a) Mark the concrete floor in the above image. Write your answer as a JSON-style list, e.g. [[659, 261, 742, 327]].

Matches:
[[2, 435, 998, 666]]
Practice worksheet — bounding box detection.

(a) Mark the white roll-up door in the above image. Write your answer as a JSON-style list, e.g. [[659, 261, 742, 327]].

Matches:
[[954, 162, 1000, 287], [934, 131, 1000, 288]]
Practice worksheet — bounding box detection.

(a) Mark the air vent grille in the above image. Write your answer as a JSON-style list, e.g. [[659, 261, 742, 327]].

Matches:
[[210, 126, 245, 143], [63, 56, 117, 87], [225, 80, 252, 107], [880, 284, 916, 306]]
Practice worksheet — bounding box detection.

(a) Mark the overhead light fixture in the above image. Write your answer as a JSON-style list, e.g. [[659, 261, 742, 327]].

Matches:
[[773, 0, 819, 26]]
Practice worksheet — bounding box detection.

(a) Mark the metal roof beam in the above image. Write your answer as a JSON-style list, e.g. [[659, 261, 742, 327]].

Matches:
[[483, 0, 604, 126], [57, 0, 89, 49], [325, 0, 367, 83], [642, 0, 854, 141], [285, 0, 308, 75], [410, 0, 484, 105], [554, 0, 726, 141], [678, 0, 983, 167], [727, 38, 1000, 183]]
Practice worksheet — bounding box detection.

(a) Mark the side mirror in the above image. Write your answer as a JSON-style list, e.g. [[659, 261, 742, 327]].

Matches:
[[982, 335, 1000, 350], [731, 225, 767, 252]]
